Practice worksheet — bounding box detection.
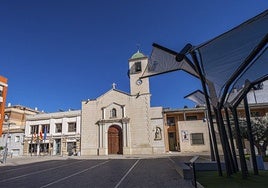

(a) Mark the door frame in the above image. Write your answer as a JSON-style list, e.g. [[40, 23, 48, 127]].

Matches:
[[108, 125, 123, 154]]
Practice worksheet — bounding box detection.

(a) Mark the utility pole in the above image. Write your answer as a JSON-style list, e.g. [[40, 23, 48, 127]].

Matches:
[[2, 114, 10, 163]]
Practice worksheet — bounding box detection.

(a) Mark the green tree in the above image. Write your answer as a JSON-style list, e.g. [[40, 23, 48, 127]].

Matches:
[[239, 115, 268, 157]]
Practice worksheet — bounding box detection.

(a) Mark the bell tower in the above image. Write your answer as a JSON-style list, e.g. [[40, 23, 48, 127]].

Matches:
[[128, 50, 150, 96]]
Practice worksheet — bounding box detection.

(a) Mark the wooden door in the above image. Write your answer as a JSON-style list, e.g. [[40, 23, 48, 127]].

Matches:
[[108, 125, 123, 154], [168, 132, 176, 151]]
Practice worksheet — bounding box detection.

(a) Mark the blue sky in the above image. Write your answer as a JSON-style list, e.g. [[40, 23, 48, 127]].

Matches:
[[0, 0, 267, 112]]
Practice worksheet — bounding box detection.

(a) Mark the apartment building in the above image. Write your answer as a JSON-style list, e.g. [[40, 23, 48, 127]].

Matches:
[[24, 110, 81, 156], [0, 75, 8, 136], [163, 107, 212, 153], [163, 102, 268, 154], [0, 105, 40, 156]]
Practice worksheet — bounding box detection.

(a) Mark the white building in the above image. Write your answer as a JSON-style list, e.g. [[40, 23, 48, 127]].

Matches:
[[0, 128, 25, 157], [24, 110, 81, 156], [247, 81, 268, 104]]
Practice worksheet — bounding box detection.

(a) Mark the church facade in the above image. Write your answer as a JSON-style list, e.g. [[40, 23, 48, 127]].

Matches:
[[80, 51, 165, 155]]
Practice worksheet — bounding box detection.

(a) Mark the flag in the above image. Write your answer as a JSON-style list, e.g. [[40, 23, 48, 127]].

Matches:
[[140, 43, 199, 79], [44, 126, 47, 140], [39, 130, 43, 140]]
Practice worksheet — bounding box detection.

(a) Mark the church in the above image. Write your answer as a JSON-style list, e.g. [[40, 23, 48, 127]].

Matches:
[[80, 51, 165, 155]]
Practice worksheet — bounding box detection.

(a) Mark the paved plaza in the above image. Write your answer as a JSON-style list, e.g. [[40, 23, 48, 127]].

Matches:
[[0, 155, 196, 188]]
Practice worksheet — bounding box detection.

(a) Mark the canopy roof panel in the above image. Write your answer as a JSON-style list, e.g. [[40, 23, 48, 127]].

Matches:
[[140, 43, 199, 79], [226, 77, 268, 108], [194, 10, 268, 102], [226, 47, 268, 105], [232, 48, 267, 90], [184, 90, 206, 106]]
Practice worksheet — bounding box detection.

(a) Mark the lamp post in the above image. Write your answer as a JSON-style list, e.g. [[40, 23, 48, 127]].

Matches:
[[2, 114, 10, 163]]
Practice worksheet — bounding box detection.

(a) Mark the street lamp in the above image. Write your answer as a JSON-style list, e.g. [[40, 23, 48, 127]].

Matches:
[[2, 114, 10, 163]]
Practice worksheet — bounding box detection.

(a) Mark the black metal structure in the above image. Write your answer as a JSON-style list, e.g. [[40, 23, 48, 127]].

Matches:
[[226, 77, 268, 176], [189, 10, 268, 179], [190, 51, 223, 176], [224, 107, 239, 172], [139, 9, 267, 179]]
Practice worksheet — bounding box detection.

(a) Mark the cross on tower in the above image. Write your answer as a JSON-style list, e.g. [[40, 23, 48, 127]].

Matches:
[[112, 83, 116, 89]]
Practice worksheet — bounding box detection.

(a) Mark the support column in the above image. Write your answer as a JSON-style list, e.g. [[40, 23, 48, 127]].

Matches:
[[37, 140, 40, 156], [122, 122, 128, 147], [122, 119, 131, 155], [122, 106, 126, 118], [244, 97, 258, 175], [231, 107, 248, 179], [98, 123, 105, 155], [98, 124, 103, 148], [103, 126, 107, 151]]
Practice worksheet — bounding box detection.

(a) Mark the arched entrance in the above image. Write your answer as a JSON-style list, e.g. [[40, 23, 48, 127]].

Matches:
[[108, 125, 123, 154]]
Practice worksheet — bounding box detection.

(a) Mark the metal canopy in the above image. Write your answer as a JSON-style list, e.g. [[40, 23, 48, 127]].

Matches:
[[227, 77, 268, 108], [184, 90, 206, 106], [140, 43, 199, 79], [193, 10, 268, 106], [233, 47, 267, 89], [225, 47, 268, 106]]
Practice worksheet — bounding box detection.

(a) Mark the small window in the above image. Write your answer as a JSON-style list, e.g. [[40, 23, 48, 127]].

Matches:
[[55, 123, 62, 133], [15, 136, 20, 142], [186, 116, 198, 121], [68, 122, 76, 132], [191, 133, 204, 145], [31, 125, 39, 134], [135, 62, 142, 72], [41, 124, 50, 133], [111, 108, 117, 118], [167, 117, 175, 126]]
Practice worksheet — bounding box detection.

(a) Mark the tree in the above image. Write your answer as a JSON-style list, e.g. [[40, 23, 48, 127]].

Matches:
[[239, 115, 268, 157]]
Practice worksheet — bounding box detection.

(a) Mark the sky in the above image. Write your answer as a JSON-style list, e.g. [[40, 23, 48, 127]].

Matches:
[[0, 0, 267, 113]]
